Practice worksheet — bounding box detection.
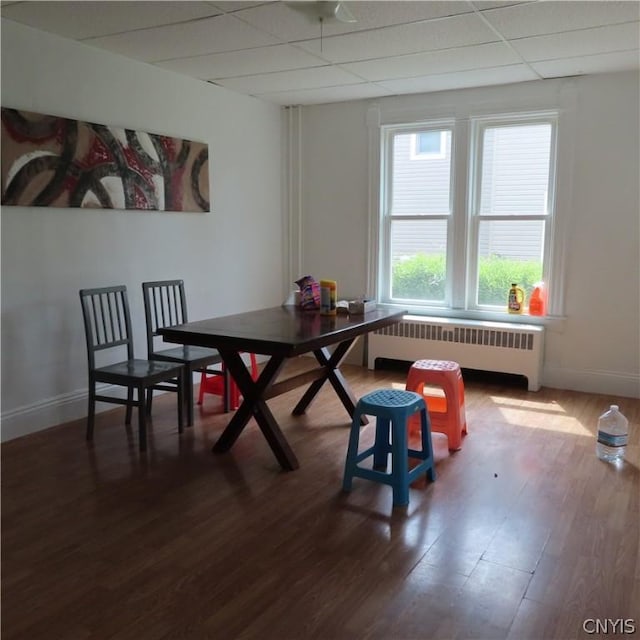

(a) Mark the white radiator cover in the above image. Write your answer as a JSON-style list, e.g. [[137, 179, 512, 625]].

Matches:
[[368, 315, 545, 391]]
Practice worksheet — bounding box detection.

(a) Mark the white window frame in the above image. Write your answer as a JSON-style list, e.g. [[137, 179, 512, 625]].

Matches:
[[467, 113, 558, 311], [373, 108, 565, 324], [379, 121, 455, 308]]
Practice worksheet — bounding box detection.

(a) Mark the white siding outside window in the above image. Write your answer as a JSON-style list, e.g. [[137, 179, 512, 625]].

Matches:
[[384, 126, 453, 304]]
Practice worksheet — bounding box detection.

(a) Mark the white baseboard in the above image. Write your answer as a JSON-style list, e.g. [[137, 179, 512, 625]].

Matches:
[[0, 383, 128, 443], [542, 365, 640, 399], [0, 360, 262, 443]]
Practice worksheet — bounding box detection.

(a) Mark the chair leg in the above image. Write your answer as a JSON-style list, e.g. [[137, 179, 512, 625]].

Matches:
[[125, 387, 134, 425], [138, 384, 147, 453], [197, 371, 206, 405], [223, 368, 232, 413], [87, 384, 96, 441], [145, 388, 153, 416], [177, 372, 184, 433], [184, 366, 194, 427], [231, 378, 240, 411]]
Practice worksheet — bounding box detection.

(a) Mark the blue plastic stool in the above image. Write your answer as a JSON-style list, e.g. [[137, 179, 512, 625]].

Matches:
[[342, 389, 436, 507]]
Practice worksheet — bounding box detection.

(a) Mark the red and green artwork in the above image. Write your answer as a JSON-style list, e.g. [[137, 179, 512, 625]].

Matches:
[[1, 108, 209, 212]]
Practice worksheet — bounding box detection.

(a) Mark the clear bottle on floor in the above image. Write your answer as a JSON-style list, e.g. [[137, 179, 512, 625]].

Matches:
[[596, 405, 628, 462]]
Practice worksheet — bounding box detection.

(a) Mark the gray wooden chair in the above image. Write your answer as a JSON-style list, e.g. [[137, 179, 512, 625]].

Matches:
[[79, 285, 184, 452], [142, 279, 229, 425]]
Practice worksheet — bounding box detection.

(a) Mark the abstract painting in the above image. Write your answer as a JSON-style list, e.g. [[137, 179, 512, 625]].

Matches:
[[1, 108, 210, 212]]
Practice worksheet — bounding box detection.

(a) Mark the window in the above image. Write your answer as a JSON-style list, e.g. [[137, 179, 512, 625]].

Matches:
[[378, 113, 558, 319], [410, 131, 446, 159]]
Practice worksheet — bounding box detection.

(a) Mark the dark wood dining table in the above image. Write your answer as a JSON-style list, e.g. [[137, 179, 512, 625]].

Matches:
[[159, 305, 405, 471]]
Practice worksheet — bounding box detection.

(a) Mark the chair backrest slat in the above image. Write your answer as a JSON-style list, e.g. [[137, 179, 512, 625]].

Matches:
[[105, 291, 116, 343], [79, 285, 134, 370], [142, 280, 188, 357]]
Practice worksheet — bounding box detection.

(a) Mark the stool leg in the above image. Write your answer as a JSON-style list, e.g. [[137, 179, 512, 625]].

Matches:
[[373, 417, 390, 469], [420, 408, 436, 482], [391, 415, 410, 507], [343, 409, 363, 492], [458, 374, 468, 437]]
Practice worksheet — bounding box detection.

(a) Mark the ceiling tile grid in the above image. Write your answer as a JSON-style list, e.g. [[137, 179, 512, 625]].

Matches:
[[1, 0, 638, 105]]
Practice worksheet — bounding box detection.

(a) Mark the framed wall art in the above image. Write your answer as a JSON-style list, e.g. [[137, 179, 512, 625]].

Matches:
[[1, 108, 210, 212]]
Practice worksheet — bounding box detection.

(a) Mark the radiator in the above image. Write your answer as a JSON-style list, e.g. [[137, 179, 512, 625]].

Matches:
[[368, 315, 544, 391]]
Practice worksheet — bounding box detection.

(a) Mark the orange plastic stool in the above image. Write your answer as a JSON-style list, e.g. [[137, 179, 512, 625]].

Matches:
[[198, 353, 258, 410], [405, 359, 467, 451]]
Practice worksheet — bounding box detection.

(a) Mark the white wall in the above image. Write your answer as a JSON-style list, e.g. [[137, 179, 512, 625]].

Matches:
[[2, 20, 638, 445], [1, 20, 284, 440], [299, 101, 371, 301], [295, 72, 640, 398]]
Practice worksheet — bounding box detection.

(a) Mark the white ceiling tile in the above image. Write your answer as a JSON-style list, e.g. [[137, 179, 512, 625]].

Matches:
[[229, 2, 334, 42], [296, 13, 499, 63], [335, 1, 475, 28], [472, 1, 529, 8], [236, 1, 474, 41], [209, 2, 269, 11], [341, 42, 521, 81], [157, 43, 327, 79], [353, 1, 475, 22], [512, 23, 640, 62], [377, 64, 540, 93], [213, 65, 365, 93], [531, 50, 640, 78], [481, 0, 640, 39], [84, 13, 281, 61], [0, 1, 221, 39], [1, 0, 637, 106], [257, 82, 395, 106]]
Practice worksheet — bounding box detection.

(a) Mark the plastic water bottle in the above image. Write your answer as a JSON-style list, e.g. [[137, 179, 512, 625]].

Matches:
[[596, 405, 628, 462]]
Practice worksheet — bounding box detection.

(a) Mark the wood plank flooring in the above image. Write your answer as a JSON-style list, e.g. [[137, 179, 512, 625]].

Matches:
[[2, 361, 639, 640]]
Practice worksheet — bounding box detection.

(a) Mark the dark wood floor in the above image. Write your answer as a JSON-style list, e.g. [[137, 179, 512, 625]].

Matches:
[[2, 360, 639, 640]]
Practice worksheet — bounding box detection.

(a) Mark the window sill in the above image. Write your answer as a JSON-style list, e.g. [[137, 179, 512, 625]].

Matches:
[[376, 302, 566, 331]]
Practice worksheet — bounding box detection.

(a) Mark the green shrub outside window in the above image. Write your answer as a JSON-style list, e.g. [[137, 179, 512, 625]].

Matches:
[[392, 254, 542, 306]]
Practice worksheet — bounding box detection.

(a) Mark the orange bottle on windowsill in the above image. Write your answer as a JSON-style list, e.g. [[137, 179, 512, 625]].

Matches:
[[529, 282, 546, 316]]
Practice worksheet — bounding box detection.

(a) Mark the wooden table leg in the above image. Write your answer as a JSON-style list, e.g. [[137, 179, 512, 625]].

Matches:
[[293, 339, 368, 424], [213, 350, 299, 471]]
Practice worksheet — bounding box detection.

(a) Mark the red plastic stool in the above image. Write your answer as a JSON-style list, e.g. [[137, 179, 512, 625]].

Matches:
[[405, 359, 467, 451], [198, 353, 258, 410]]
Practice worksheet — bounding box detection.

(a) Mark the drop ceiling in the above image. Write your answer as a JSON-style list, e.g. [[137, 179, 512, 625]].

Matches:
[[1, 0, 639, 105]]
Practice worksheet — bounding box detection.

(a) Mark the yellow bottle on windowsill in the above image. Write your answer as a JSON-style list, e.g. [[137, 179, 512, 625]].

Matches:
[[507, 283, 525, 314]]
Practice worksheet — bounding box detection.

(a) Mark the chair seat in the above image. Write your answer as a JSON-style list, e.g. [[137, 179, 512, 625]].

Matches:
[[151, 345, 222, 366], [94, 358, 183, 383]]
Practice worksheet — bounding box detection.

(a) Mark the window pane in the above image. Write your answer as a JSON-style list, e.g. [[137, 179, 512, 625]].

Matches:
[[391, 130, 452, 215], [476, 220, 544, 306], [479, 124, 551, 216], [416, 132, 442, 155], [390, 219, 447, 302]]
